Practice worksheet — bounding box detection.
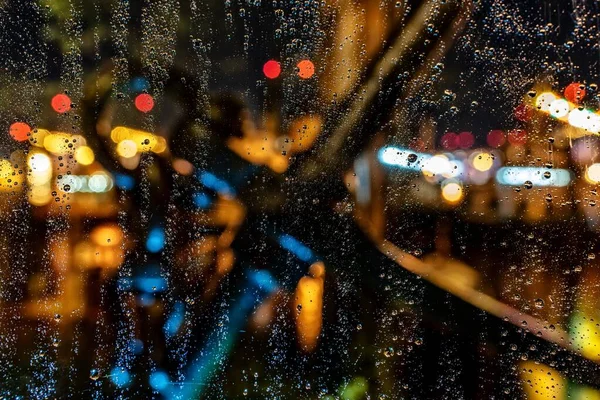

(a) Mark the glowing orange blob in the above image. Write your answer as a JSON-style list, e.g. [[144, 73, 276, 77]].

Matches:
[[297, 59, 315, 79], [135, 93, 154, 113], [564, 82, 586, 104], [9, 122, 31, 142], [263, 60, 281, 79], [51, 94, 72, 113]]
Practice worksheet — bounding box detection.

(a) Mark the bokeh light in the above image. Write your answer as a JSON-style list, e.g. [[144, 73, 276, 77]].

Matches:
[[263, 60, 281, 79], [51, 94, 72, 113], [564, 82, 586, 104], [472, 152, 494, 172], [297, 59, 315, 79], [9, 122, 31, 142], [535, 92, 556, 112], [458, 131, 474, 149], [486, 130, 505, 148], [549, 98, 570, 118], [441, 180, 463, 203], [507, 129, 527, 145], [75, 146, 95, 166], [440, 132, 458, 150], [585, 164, 600, 184], [117, 140, 138, 158], [135, 93, 154, 113]]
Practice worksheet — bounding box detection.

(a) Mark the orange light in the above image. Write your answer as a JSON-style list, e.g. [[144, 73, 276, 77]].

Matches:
[[90, 224, 123, 247], [51, 94, 72, 114], [135, 93, 154, 113], [294, 262, 325, 352], [74, 146, 95, 166], [297, 59, 315, 79], [9, 122, 31, 142]]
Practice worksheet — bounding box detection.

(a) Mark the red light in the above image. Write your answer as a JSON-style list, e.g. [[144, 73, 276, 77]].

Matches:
[[51, 94, 71, 113], [263, 60, 281, 79], [440, 132, 458, 150], [297, 59, 315, 79], [9, 122, 31, 142], [514, 103, 533, 121], [135, 93, 154, 113], [564, 82, 586, 104], [458, 131, 474, 149], [507, 129, 527, 145], [487, 130, 505, 148]]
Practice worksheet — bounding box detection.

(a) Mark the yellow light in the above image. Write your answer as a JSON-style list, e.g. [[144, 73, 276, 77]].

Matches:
[[472, 152, 494, 172], [28, 128, 50, 147], [28, 183, 52, 206], [549, 98, 570, 118], [90, 224, 123, 247], [74, 146, 95, 166], [441, 181, 463, 203], [519, 361, 565, 400], [111, 126, 159, 153], [535, 92, 556, 112], [422, 154, 451, 178], [117, 140, 137, 158], [0, 159, 23, 192], [586, 164, 600, 184], [43, 132, 75, 154]]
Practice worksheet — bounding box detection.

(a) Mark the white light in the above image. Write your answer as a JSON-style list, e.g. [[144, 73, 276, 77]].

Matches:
[[549, 99, 570, 118], [27, 153, 51, 172], [535, 92, 557, 112], [586, 164, 600, 184], [422, 155, 452, 177], [88, 174, 108, 192], [378, 146, 429, 171], [586, 114, 600, 133], [496, 167, 571, 187], [568, 108, 589, 129]]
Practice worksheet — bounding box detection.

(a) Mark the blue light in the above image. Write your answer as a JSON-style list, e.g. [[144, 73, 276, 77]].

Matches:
[[134, 277, 167, 293], [146, 226, 165, 253], [129, 338, 144, 355], [110, 367, 131, 388], [277, 234, 316, 263], [138, 293, 155, 306], [149, 370, 171, 392], [114, 173, 135, 190], [164, 302, 185, 339], [197, 171, 235, 196], [193, 192, 213, 209], [130, 77, 150, 92], [248, 269, 279, 293]]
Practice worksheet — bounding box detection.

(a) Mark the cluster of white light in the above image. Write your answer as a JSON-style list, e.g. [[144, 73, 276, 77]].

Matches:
[[57, 172, 114, 193], [496, 167, 571, 187], [535, 92, 600, 134], [378, 146, 463, 179]]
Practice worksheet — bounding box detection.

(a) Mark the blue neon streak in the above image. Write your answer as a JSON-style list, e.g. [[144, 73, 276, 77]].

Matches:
[[164, 302, 185, 339], [166, 270, 278, 400], [197, 171, 236, 196], [277, 234, 317, 263]]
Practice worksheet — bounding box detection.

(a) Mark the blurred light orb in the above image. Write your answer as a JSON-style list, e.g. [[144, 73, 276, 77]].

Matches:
[[514, 103, 533, 121], [486, 130, 505, 148], [51, 93, 72, 113], [564, 82, 586, 104], [535, 92, 556, 112], [88, 173, 110, 192], [458, 131, 475, 149], [9, 122, 31, 142], [135, 93, 154, 113], [297, 59, 315, 79], [549, 99, 570, 118], [568, 108, 589, 129], [440, 132, 458, 150], [422, 154, 451, 177], [27, 152, 51, 172], [472, 152, 494, 172], [75, 146, 95, 166], [585, 164, 600, 184], [441, 180, 463, 203], [263, 60, 281, 79], [117, 140, 137, 158]]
